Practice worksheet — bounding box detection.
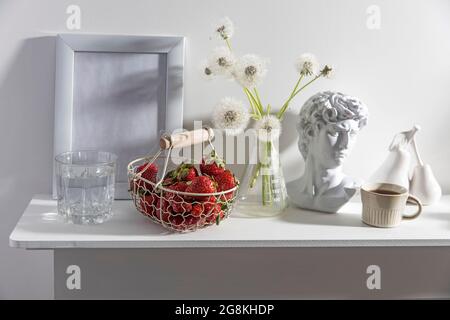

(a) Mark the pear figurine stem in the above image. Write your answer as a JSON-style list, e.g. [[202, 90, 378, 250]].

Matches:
[[389, 124, 420, 151]]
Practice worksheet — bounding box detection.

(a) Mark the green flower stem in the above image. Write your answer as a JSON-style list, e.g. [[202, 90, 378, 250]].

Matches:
[[244, 89, 257, 116], [267, 141, 273, 204], [248, 88, 263, 114], [265, 174, 273, 205], [243, 89, 261, 118], [277, 74, 323, 119], [249, 162, 261, 188], [262, 141, 273, 205], [291, 74, 304, 98], [261, 165, 267, 204], [253, 88, 264, 111], [244, 88, 263, 116], [249, 143, 274, 206], [292, 74, 323, 98], [276, 74, 303, 120], [225, 38, 232, 51]]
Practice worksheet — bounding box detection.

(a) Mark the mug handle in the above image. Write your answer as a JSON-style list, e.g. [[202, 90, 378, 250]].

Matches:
[[403, 195, 422, 220]]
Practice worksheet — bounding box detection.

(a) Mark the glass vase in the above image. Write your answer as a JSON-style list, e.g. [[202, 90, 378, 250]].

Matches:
[[237, 139, 288, 217]]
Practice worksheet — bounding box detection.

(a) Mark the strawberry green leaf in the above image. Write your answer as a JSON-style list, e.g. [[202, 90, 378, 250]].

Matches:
[[216, 214, 221, 225]]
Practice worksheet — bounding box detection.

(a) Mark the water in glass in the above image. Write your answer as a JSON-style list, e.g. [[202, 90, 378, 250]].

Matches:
[[55, 151, 116, 224]]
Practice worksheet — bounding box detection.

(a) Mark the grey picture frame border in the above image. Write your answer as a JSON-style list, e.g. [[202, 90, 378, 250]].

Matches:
[[53, 33, 185, 199]]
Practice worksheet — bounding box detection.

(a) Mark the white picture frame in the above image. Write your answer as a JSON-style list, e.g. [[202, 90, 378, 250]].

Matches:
[[53, 34, 185, 199]]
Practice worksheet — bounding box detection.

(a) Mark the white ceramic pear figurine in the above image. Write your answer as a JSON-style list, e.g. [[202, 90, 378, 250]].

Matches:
[[368, 125, 420, 189], [409, 136, 442, 205]]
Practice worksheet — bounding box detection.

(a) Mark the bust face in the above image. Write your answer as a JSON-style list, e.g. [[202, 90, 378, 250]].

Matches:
[[309, 119, 360, 169]]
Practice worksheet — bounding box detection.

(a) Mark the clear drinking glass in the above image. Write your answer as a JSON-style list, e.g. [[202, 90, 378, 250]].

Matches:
[[55, 151, 117, 224]]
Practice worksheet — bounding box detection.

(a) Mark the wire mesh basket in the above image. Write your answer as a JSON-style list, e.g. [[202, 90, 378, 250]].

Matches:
[[127, 128, 239, 232]]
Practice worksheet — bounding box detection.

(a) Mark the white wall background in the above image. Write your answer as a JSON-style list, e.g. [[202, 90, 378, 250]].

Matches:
[[0, 0, 449, 299]]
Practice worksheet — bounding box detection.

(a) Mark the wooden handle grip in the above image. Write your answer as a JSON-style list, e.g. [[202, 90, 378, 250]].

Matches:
[[159, 128, 214, 149]]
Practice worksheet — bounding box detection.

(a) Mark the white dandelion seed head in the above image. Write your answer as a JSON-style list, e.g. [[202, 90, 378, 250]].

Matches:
[[321, 65, 335, 79], [200, 60, 216, 80], [254, 115, 282, 142], [296, 53, 319, 76], [208, 47, 236, 76], [214, 16, 234, 41], [212, 97, 250, 136], [233, 54, 268, 89]]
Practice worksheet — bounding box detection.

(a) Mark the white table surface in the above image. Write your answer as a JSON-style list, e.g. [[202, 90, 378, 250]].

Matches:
[[9, 195, 450, 249]]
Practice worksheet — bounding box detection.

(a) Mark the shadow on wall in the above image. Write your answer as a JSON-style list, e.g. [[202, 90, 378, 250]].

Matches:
[[279, 109, 305, 181], [0, 35, 56, 212], [0, 36, 56, 299]]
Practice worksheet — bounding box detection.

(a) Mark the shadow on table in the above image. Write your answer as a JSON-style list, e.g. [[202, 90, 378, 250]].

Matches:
[[278, 205, 369, 228], [423, 211, 450, 230], [28, 200, 173, 236]]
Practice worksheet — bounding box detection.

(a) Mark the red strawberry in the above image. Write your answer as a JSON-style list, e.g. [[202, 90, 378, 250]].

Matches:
[[200, 150, 225, 177], [171, 200, 192, 214], [176, 163, 198, 181], [139, 194, 156, 217], [200, 160, 224, 177], [165, 163, 198, 182], [205, 213, 215, 224], [202, 196, 218, 214], [162, 180, 194, 214], [137, 162, 158, 182], [165, 181, 188, 195], [164, 182, 188, 210], [206, 206, 224, 224], [169, 215, 184, 226], [155, 197, 170, 221], [190, 203, 203, 217], [185, 176, 217, 201], [204, 202, 221, 216], [161, 211, 171, 223], [132, 162, 158, 193], [184, 216, 200, 226], [206, 195, 217, 202], [215, 170, 238, 200]]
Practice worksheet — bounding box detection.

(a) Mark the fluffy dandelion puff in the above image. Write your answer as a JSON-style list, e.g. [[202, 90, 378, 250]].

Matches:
[[254, 115, 282, 142], [233, 54, 268, 89], [296, 53, 319, 76], [208, 47, 236, 76], [214, 16, 234, 41], [212, 97, 250, 136]]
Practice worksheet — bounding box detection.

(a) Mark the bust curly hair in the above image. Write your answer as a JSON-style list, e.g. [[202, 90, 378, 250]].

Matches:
[[297, 91, 369, 159]]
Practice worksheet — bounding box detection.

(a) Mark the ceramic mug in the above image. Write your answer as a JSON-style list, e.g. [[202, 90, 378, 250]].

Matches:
[[361, 183, 422, 228]]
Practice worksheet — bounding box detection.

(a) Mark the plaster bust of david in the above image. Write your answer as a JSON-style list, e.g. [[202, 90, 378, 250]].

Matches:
[[287, 91, 369, 213]]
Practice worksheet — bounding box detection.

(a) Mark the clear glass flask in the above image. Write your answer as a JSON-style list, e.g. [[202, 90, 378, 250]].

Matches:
[[237, 139, 288, 217]]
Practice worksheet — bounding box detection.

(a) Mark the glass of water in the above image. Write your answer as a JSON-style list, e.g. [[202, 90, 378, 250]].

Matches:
[[55, 151, 117, 224]]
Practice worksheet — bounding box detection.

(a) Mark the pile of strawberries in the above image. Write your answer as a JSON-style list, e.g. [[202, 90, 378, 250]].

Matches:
[[130, 151, 238, 231]]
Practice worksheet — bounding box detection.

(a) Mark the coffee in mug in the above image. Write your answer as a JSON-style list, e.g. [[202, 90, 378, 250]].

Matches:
[[361, 183, 422, 228]]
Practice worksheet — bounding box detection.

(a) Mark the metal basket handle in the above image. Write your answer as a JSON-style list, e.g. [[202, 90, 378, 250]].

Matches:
[[159, 127, 214, 150]]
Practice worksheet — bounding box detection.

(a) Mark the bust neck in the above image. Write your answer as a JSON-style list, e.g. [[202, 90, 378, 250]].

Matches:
[[302, 154, 344, 196]]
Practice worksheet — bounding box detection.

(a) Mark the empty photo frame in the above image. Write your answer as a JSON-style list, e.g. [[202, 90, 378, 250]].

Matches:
[[53, 34, 185, 199]]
